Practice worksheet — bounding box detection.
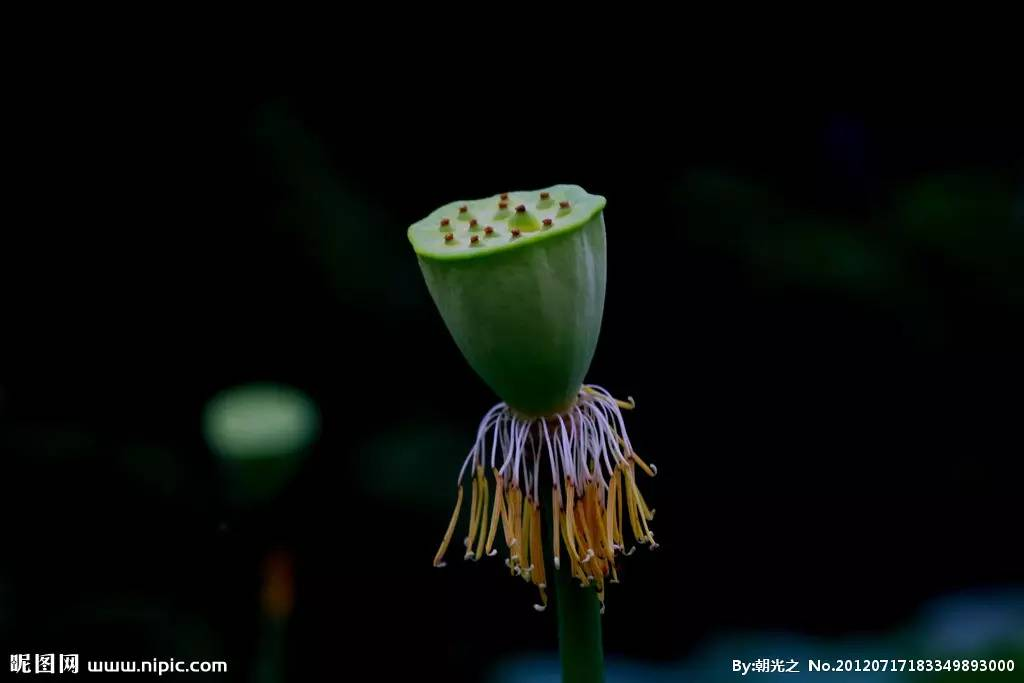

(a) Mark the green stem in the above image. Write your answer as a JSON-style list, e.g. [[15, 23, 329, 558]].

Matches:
[[543, 494, 605, 683], [554, 560, 605, 683]]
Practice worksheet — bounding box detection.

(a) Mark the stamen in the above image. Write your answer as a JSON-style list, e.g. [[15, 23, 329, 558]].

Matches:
[[563, 481, 581, 562], [464, 471, 481, 554], [429, 385, 656, 612], [433, 486, 464, 567], [632, 451, 657, 478], [605, 472, 618, 554], [474, 467, 490, 560], [484, 471, 504, 556], [529, 502, 545, 587], [534, 583, 549, 612], [551, 488, 561, 570]]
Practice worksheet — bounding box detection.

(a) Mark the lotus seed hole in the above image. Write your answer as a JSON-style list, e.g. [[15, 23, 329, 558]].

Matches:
[[484, 226, 495, 235], [542, 218, 553, 227], [470, 234, 480, 245], [444, 232, 454, 243], [511, 228, 521, 238], [540, 192, 550, 200], [515, 205, 526, 213]]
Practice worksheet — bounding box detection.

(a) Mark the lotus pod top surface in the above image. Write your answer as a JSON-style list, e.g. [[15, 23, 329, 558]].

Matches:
[[408, 184, 606, 261]]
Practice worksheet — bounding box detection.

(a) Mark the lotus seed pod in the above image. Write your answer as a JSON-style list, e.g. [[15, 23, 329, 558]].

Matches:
[[408, 184, 607, 416], [412, 185, 657, 615]]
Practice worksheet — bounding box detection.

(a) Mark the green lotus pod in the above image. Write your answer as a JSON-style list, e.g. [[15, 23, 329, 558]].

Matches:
[[410, 185, 659, 626], [408, 184, 607, 416], [202, 383, 319, 506]]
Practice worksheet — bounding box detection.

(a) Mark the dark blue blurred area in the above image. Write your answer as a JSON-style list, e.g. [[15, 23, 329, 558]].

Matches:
[[2, 93, 1022, 682]]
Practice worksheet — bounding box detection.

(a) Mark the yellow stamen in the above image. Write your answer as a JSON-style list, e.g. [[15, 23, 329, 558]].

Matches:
[[624, 464, 656, 542], [506, 486, 524, 575], [631, 451, 656, 477], [579, 493, 606, 571], [616, 468, 626, 547], [583, 386, 634, 410], [521, 499, 533, 581], [605, 472, 618, 555], [499, 484, 515, 551], [551, 488, 562, 570], [484, 471, 504, 555], [534, 584, 548, 612], [529, 502, 545, 587], [564, 479, 581, 562], [576, 498, 594, 563], [474, 467, 490, 560], [512, 486, 524, 552], [585, 486, 612, 562], [465, 469, 483, 557], [465, 473, 479, 551], [433, 486, 464, 567], [623, 465, 645, 542]]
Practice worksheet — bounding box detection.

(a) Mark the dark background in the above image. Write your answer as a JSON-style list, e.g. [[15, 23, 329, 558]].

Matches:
[[3, 86, 1022, 681]]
